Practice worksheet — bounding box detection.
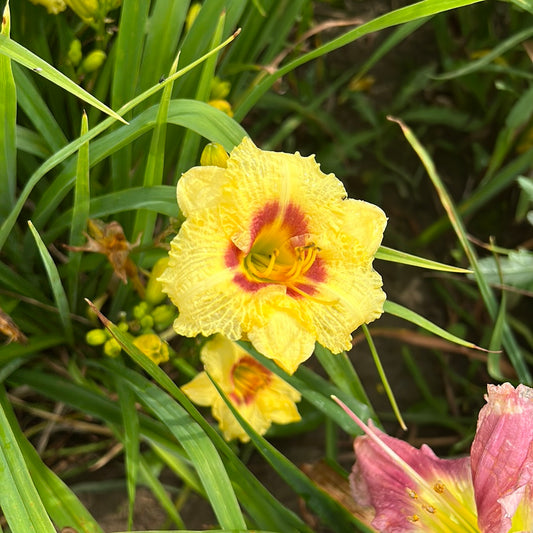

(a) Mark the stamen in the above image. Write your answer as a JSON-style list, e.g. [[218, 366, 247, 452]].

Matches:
[[285, 283, 338, 305]]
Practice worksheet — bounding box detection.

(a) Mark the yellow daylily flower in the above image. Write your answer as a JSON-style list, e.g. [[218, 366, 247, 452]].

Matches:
[[182, 335, 301, 442], [160, 137, 387, 373]]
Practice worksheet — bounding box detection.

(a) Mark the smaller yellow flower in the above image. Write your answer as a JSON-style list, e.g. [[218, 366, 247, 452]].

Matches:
[[133, 333, 170, 365], [182, 335, 301, 442]]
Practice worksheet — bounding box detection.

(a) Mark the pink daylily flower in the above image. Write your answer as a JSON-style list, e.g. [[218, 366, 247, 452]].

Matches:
[[336, 383, 533, 532]]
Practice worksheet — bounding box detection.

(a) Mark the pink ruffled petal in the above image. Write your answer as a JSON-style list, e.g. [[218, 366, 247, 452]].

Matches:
[[471, 383, 533, 533], [350, 421, 476, 532]]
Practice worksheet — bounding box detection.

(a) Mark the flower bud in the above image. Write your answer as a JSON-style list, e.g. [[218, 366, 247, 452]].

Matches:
[[208, 99, 233, 117], [151, 304, 176, 331], [65, 0, 98, 20], [68, 39, 82, 67], [86, 328, 107, 346], [133, 334, 169, 365], [79, 49, 106, 74], [200, 142, 229, 168], [133, 301, 149, 320], [185, 2, 201, 32], [145, 257, 170, 306], [103, 337, 121, 358], [210, 76, 230, 100], [139, 315, 154, 331]]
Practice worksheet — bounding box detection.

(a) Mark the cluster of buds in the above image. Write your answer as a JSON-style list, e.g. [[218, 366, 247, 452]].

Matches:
[[30, 0, 122, 24], [85, 257, 176, 365]]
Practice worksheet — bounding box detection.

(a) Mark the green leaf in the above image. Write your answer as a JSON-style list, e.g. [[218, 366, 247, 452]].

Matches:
[[0, 34, 126, 124], [235, 0, 485, 119], [90, 308, 246, 531], [0, 1, 16, 217], [0, 33, 244, 251], [0, 385, 56, 533], [376, 245, 471, 273], [13, 64, 68, 153], [0, 386, 104, 533], [433, 25, 533, 80], [12, 366, 310, 533], [384, 300, 484, 350], [472, 249, 533, 290], [205, 373, 366, 533], [116, 377, 141, 531], [27, 221, 73, 344], [390, 117, 531, 382], [133, 53, 179, 246], [68, 112, 90, 311]]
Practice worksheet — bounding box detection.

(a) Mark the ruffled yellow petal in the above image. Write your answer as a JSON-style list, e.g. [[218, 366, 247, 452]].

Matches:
[[247, 310, 316, 374], [200, 334, 239, 388], [177, 166, 226, 217], [340, 199, 388, 259], [256, 382, 301, 425], [181, 372, 218, 406], [306, 267, 385, 353], [213, 398, 270, 443]]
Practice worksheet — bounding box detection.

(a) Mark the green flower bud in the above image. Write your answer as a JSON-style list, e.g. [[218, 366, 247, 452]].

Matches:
[[79, 49, 106, 74], [133, 301, 149, 320], [151, 304, 176, 331], [139, 315, 154, 331], [103, 337, 121, 358], [86, 328, 107, 346], [185, 2, 201, 32], [145, 257, 170, 306], [133, 334, 169, 365], [210, 76, 231, 100], [200, 142, 229, 168], [68, 39, 82, 67]]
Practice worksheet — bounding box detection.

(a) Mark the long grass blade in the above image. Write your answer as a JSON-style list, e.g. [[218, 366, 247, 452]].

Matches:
[[376, 245, 471, 273], [68, 111, 90, 311], [0, 33, 243, 251], [0, 34, 125, 124], [0, 385, 56, 533], [133, 53, 180, 245], [13, 364, 311, 533], [0, 1, 16, 217], [390, 117, 531, 383], [115, 377, 140, 531], [205, 373, 366, 533], [88, 307, 246, 531], [0, 386, 104, 533], [235, 0, 484, 119], [384, 300, 485, 351], [27, 221, 73, 344]]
